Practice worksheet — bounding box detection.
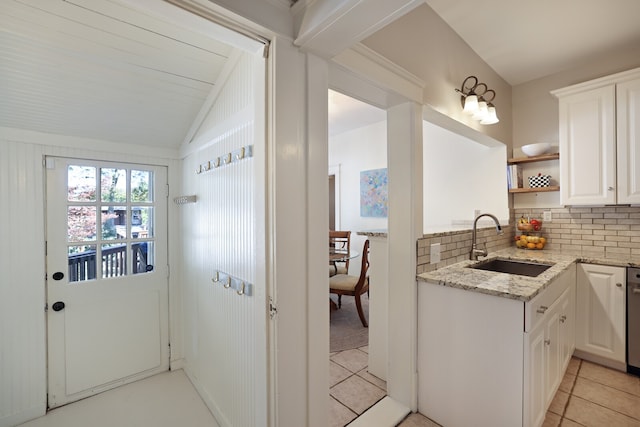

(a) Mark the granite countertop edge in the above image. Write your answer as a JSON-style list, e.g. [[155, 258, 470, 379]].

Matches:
[[417, 247, 640, 302]]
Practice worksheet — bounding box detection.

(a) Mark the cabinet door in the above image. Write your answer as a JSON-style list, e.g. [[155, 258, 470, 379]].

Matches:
[[559, 85, 616, 205], [545, 308, 561, 408], [524, 321, 547, 427], [617, 77, 640, 204], [576, 264, 626, 363], [558, 286, 575, 372]]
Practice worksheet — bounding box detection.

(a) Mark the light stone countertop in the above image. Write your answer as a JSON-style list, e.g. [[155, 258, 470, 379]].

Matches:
[[357, 230, 387, 238], [417, 247, 640, 302]]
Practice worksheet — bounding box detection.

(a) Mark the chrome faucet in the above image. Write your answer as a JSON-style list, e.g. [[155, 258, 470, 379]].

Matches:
[[470, 213, 503, 260]]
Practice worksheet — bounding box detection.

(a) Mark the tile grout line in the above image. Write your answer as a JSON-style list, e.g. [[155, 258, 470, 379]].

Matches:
[[559, 359, 582, 425]]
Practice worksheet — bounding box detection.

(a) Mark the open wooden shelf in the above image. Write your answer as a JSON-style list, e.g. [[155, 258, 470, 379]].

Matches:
[[508, 153, 559, 164], [509, 186, 560, 194]]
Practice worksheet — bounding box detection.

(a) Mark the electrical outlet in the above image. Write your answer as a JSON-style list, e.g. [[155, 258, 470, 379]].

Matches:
[[430, 243, 441, 264], [543, 210, 552, 222]]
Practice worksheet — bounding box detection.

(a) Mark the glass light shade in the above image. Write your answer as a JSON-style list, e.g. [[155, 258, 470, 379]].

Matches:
[[480, 106, 499, 125], [472, 101, 488, 120], [462, 95, 479, 114]]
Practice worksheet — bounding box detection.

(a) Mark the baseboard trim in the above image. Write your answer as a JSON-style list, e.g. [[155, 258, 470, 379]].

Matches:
[[573, 350, 626, 372], [348, 396, 411, 427]]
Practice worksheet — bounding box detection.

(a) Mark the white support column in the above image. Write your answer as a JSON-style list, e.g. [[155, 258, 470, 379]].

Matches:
[[306, 53, 330, 427], [268, 37, 329, 427], [386, 102, 423, 410]]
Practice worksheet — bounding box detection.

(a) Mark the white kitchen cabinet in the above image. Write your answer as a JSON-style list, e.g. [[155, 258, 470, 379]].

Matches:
[[617, 77, 640, 204], [419, 264, 575, 427], [553, 67, 640, 205], [524, 269, 575, 427], [576, 264, 626, 367]]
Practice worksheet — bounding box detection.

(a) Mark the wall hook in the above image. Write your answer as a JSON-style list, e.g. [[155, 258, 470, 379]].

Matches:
[[211, 271, 219, 283], [237, 282, 245, 296], [224, 276, 231, 288]]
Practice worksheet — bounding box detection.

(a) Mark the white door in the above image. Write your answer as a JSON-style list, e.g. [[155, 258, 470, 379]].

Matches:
[[45, 157, 169, 408], [576, 264, 626, 364]]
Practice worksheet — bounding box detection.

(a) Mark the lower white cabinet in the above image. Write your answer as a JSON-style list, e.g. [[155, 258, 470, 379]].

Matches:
[[524, 280, 575, 427], [418, 264, 576, 427], [576, 263, 626, 366]]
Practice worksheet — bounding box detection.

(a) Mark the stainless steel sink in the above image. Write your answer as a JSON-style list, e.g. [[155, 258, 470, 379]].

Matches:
[[469, 258, 553, 277]]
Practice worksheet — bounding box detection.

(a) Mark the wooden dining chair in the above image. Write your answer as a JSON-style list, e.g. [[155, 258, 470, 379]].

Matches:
[[329, 239, 370, 327], [329, 230, 351, 276]]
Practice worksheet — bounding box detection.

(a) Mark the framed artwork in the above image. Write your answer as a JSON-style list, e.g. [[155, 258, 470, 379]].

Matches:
[[360, 168, 388, 218]]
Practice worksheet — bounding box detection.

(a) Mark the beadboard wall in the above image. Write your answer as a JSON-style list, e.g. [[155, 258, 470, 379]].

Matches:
[[179, 51, 267, 427]]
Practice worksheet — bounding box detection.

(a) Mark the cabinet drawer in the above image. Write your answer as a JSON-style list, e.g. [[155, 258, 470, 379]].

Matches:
[[525, 266, 573, 332]]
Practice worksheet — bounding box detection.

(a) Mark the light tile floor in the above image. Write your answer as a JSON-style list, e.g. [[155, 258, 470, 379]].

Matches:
[[330, 346, 387, 426], [543, 357, 640, 427], [336, 354, 640, 427]]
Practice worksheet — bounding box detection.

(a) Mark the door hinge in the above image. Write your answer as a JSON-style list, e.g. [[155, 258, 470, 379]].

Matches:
[[44, 303, 48, 312], [269, 296, 277, 319], [166, 184, 169, 198], [168, 343, 172, 360]]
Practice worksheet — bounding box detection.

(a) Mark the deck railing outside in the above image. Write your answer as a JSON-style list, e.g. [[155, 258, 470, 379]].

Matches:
[[68, 243, 148, 282]]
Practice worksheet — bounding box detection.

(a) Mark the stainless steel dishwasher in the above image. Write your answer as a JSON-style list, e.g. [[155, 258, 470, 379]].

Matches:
[[628, 267, 640, 376]]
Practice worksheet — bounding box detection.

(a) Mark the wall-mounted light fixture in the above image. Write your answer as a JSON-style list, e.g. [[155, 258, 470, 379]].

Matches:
[[455, 76, 499, 125]]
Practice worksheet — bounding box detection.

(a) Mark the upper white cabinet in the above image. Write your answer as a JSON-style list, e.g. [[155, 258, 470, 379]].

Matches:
[[553, 67, 640, 205], [617, 77, 640, 203]]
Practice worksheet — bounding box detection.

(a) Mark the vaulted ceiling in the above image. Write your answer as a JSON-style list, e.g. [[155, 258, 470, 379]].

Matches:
[[0, 0, 243, 149]]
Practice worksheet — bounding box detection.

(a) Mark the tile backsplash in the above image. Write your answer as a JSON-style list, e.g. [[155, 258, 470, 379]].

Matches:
[[417, 206, 640, 274], [417, 224, 513, 274], [514, 206, 640, 257]]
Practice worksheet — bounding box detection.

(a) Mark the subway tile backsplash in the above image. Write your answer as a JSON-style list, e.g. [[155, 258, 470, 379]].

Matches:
[[416, 206, 640, 274]]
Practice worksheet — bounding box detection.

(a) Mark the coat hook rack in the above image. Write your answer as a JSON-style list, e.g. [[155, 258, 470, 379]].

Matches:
[[173, 195, 197, 205], [196, 145, 253, 175], [211, 270, 253, 297]]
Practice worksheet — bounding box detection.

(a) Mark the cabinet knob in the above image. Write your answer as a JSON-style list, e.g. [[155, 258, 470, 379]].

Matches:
[[616, 283, 623, 287], [560, 315, 567, 323], [608, 186, 615, 191], [536, 305, 548, 314], [544, 339, 551, 346]]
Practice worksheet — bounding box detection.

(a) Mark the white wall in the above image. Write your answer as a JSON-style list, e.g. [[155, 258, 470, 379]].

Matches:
[[0, 132, 181, 427], [422, 121, 508, 230], [179, 51, 267, 427], [329, 120, 388, 275], [362, 3, 513, 148], [328, 118, 508, 245]]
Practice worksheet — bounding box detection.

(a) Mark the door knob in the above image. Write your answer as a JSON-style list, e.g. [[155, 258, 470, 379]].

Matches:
[[52, 301, 65, 312], [52, 272, 64, 281]]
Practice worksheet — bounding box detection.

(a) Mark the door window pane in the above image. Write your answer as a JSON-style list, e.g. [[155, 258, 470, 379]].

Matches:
[[131, 170, 152, 202], [68, 166, 96, 202], [68, 245, 96, 282], [132, 242, 153, 275], [102, 243, 127, 278], [102, 206, 126, 240], [68, 206, 96, 242], [101, 168, 126, 202], [131, 207, 153, 238]]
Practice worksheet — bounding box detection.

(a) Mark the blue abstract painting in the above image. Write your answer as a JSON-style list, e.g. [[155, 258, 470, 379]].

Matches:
[[360, 168, 388, 218]]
